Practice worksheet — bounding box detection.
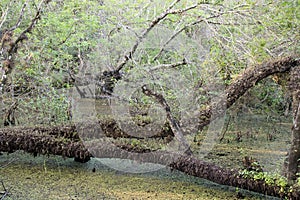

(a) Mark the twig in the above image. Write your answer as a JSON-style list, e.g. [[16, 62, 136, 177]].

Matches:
[[56, 30, 76, 46], [0, 158, 18, 169], [148, 59, 187, 72], [8, 0, 47, 55], [219, 115, 231, 142], [0, 180, 11, 200], [153, 11, 226, 61], [0, 2, 12, 29], [151, 3, 250, 61], [8, 1, 28, 32]]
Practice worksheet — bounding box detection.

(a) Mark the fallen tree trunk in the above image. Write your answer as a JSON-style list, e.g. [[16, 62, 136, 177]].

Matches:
[[0, 128, 299, 199], [0, 120, 173, 140], [0, 127, 91, 162], [0, 125, 80, 140]]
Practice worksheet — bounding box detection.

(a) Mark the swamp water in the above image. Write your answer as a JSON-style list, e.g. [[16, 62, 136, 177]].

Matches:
[[0, 151, 279, 200], [0, 98, 290, 199]]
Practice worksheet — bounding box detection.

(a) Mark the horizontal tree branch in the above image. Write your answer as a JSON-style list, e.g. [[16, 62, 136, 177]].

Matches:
[[0, 180, 11, 200], [148, 59, 187, 72]]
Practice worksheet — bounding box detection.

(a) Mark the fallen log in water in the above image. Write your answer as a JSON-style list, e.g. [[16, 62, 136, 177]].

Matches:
[[0, 120, 173, 139], [85, 140, 300, 199], [0, 127, 91, 162], [0, 127, 299, 199], [0, 125, 80, 140]]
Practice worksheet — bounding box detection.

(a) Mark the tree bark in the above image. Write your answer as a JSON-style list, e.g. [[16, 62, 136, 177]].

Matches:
[[141, 85, 192, 155], [0, 126, 91, 163], [0, 128, 299, 199], [283, 66, 300, 181], [198, 56, 300, 128]]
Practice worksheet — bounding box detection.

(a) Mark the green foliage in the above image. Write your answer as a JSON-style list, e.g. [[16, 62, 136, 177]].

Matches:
[[130, 138, 141, 147], [240, 170, 288, 191], [10, 87, 70, 126], [0, 0, 104, 125], [1, 0, 299, 126], [247, 79, 287, 115]]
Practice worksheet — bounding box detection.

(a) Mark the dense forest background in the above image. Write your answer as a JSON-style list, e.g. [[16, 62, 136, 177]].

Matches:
[[0, 0, 298, 126]]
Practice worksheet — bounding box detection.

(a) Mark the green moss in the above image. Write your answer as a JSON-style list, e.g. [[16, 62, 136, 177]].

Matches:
[[0, 152, 264, 200]]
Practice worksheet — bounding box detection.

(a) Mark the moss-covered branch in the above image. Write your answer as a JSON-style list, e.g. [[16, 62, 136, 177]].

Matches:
[[0, 127, 299, 198]]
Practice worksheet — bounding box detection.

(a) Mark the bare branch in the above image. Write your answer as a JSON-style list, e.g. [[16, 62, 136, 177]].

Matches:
[[8, 1, 45, 55], [148, 59, 187, 72], [153, 12, 226, 61], [115, 1, 199, 72], [0, 2, 12, 29], [8, 1, 28, 32], [0, 158, 18, 169], [142, 85, 192, 155], [0, 180, 11, 200], [168, 0, 181, 10], [153, 4, 250, 61], [170, 3, 199, 14]]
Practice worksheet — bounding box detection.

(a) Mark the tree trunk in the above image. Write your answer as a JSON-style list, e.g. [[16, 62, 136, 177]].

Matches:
[[198, 56, 300, 128], [283, 66, 300, 181], [0, 126, 91, 163], [0, 128, 299, 199]]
